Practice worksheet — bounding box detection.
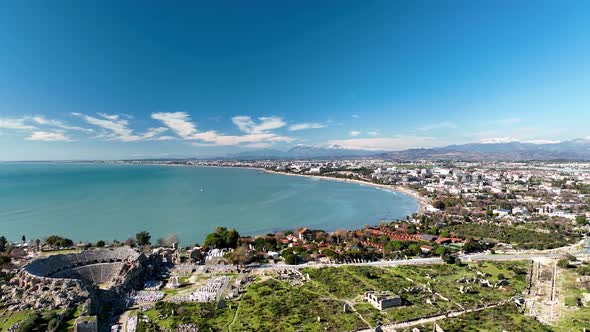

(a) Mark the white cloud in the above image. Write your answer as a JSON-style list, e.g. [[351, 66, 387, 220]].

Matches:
[[141, 127, 169, 140], [97, 113, 120, 121], [327, 135, 438, 151], [232, 116, 286, 134], [154, 136, 177, 141], [351, 114, 360, 119], [0, 118, 35, 130], [152, 112, 294, 146], [74, 112, 167, 142], [151, 112, 198, 139], [190, 131, 294, 146], [26, 131, 71, 142], [288, 123, 326, 131], [31, 116, 92, 132], [349, 131, 361, 136], [417, 121, 457, 131]]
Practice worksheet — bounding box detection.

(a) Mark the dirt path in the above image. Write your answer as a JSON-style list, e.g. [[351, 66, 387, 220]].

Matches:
[[357, 301, 508, 332]]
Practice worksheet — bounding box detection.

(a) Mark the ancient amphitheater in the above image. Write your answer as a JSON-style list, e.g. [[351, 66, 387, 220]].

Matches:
[[10, 247, 157, 311]]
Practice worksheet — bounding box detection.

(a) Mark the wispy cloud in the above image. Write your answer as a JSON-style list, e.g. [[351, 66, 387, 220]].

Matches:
[[232, 116, 286, 134], [151, 112, 198, 139], [74, 112, 167, 142], [31, 116, 92, 132], [97, 113, 121, 121], [367, 130, 379, 137], [152, 112, 294, 146], [349, 131, 361, 136], [417, 121, 457, 131], [288, 123, 326, 131], [351, 114, 360, 119], [26, 131, 71, 142], [154, 136, 176, 141], [0, 118, 35, 130]]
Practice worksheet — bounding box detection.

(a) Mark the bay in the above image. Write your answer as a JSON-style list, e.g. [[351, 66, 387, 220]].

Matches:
[[0, 162, 418, 245]]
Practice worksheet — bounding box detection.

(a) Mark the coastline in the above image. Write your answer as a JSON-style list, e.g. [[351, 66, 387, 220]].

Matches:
[[258, 168, 428, 214], [107, 161, 428, 215]]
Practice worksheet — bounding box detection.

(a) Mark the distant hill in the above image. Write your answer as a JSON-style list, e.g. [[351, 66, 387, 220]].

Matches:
[[376, 138, 590, 161], [227, 138, 590, 161], [227, 144, 382, 160]]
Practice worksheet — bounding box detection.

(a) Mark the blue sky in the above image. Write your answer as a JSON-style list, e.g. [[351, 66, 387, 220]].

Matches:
[[1, 1, 589, 160]]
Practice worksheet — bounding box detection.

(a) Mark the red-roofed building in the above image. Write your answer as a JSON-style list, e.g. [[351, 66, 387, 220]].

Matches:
[[298, 228, 312, 241]]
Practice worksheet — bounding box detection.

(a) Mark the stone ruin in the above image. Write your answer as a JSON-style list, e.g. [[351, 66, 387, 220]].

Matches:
[[2, 247, 161, 313], [274, 268, 307, 286]]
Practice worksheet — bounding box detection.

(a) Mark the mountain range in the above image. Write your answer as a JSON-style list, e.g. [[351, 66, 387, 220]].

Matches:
[[227, 139, 590, 161]]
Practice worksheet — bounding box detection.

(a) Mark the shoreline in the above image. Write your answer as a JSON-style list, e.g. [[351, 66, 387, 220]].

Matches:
[[125, 162, 428, 215], [258, 168, 428, 214]]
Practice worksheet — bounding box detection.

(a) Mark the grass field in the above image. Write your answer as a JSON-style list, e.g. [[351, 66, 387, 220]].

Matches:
[[428, 304, 551, 332], [136, 261, 530, 331], [554, 267, 590, 331]]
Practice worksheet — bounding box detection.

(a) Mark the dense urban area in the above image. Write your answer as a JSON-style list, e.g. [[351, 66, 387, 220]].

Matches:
[[1, 159, 590, 331]]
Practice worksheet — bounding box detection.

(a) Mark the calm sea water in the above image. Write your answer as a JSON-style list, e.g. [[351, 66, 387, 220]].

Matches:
[[0, 162, 418, 245]]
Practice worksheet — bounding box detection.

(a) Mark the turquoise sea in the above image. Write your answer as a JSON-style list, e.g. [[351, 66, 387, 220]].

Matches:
[[0, 162, 418, 245]]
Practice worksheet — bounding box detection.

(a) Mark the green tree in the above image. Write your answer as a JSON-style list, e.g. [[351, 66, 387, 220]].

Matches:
[[227, 246, 252, 266], [407, 243, 421, 256], [203, 227, 240, 249], [575, 215, 588, 225], [0, 256, 11, 266], [557, 258, 570, 268], [442, 254, 455, 264], [0, 236, 7, 252], [45, 235, 74, 248], [433, 200, 446, 210], [434, 246, 449, 256], [462, 238, 483, 253], [96, 240, 106, 248], [385, 240, 404, 252], [283, 252, 299, 265], [136, 231, 152, 246], [281, 248, 300, 265]]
